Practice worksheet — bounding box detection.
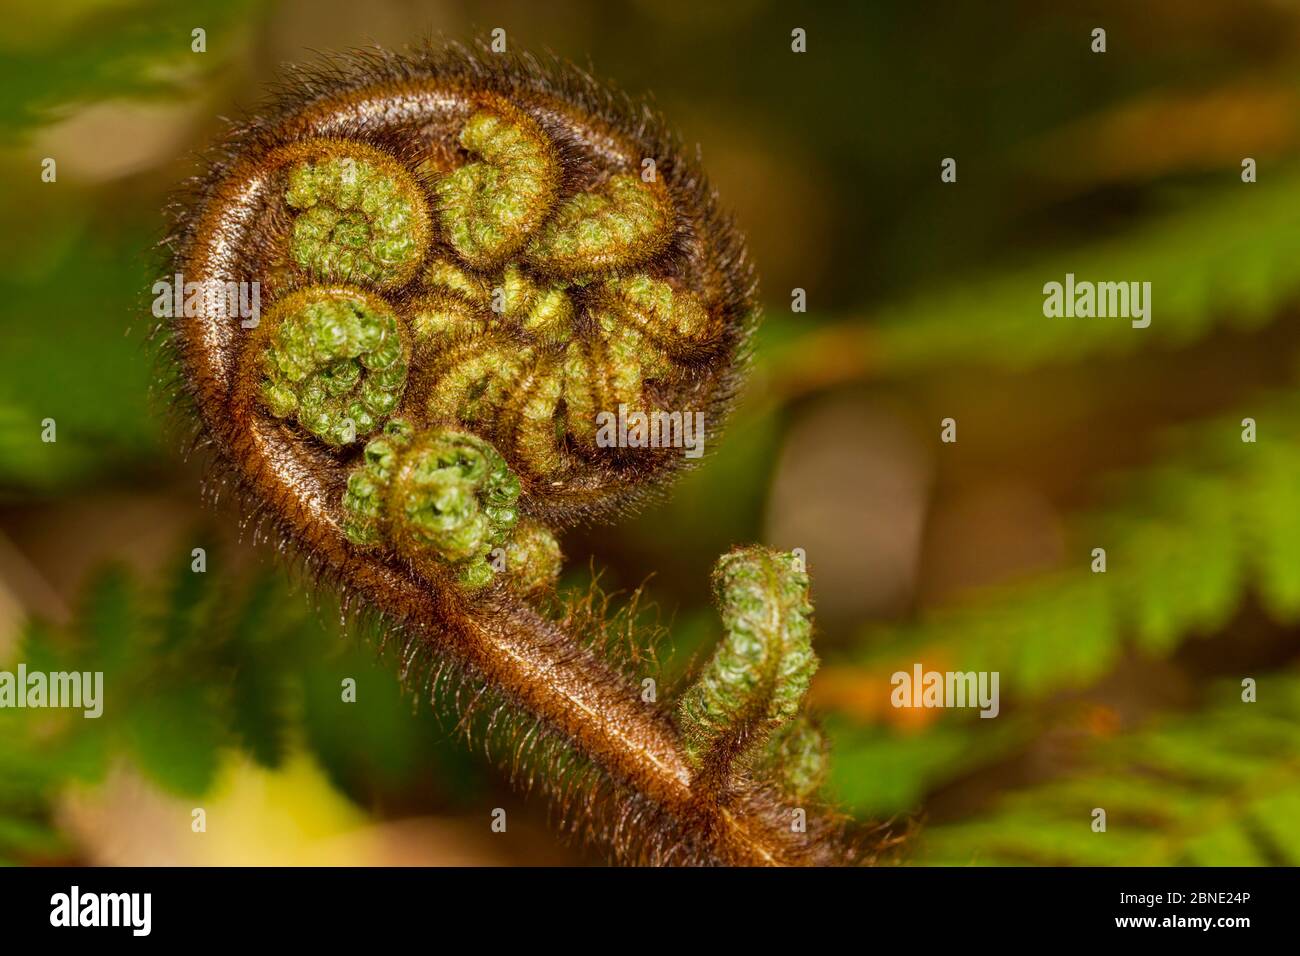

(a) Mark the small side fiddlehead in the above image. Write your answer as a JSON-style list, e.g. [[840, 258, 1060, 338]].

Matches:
[[676, 547, 828, 799], [164, 42, 867, 866]]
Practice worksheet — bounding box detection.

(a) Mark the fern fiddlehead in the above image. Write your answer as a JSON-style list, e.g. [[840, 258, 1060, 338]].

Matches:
[[164, 43, 865, 865], [677, 547, 825, 796], [244, 285, 409, 446], [282, 141, 432, 288]]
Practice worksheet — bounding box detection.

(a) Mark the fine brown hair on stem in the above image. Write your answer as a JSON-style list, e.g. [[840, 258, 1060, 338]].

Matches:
[[159, 39, 884, 865]]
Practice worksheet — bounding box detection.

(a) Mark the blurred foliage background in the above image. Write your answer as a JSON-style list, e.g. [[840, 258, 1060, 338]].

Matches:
[[1, 0, 1299, 865]]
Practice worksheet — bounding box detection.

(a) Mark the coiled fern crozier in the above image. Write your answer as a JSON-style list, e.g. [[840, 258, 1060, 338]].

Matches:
[[162, 42, 872, 865]]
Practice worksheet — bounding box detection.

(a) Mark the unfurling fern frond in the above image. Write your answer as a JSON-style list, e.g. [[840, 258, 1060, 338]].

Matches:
[[162, 42, 868, 865], [677, 547, 827, 799]]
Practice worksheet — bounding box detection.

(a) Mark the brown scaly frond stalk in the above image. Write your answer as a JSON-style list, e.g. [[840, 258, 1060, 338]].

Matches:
[[159, 40, 880, 865]]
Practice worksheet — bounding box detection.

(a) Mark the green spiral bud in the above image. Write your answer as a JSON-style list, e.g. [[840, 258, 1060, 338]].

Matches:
[[525, 174, 675, 278], [341, 420, 558, 591], [283, 141, 432, 289], [249, 286, 409, 447], [504, 518, 563, 596], [676, 547, 819, 774], [434, 104, 561, 270], [337, 417, 416, 547], [415, 274, 710, 475]]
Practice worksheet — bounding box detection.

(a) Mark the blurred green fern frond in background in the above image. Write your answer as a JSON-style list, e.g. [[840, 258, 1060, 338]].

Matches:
[[0, 543, 489, 864], [837, 393, 1300, 703], [757, 172, 1300, 405], [916, 676, 1300, 865]]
